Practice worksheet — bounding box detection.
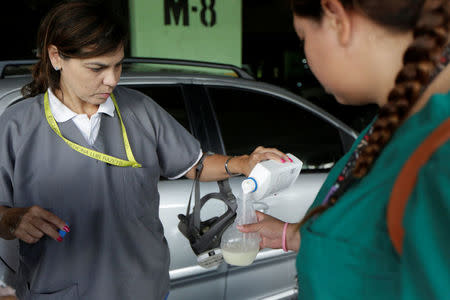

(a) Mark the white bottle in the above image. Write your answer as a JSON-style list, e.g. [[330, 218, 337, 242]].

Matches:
[[242, 153, 303, 201]]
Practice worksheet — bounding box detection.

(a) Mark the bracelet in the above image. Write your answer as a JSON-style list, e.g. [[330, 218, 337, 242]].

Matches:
[[225, 156, 240, 177], [282, 222, 289, 252]]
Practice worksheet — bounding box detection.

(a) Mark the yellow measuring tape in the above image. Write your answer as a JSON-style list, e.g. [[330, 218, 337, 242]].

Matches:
[[44, 92, 142, 168]]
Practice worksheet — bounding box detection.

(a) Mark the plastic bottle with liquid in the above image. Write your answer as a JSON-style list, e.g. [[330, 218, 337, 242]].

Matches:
[[242, 153, 303, 201], [220, 153, 302, 266], [220, 192, 260, 266]]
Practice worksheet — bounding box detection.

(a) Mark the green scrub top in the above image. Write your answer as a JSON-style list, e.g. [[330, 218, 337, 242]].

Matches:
[[297, 91, 450, 300]]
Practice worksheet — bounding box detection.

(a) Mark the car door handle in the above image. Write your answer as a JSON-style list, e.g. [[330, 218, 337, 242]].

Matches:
[[254, 248, 296, 262], [170, 264, 221, 281]]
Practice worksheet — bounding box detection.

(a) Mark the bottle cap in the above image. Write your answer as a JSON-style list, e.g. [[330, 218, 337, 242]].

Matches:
[[242, 177, 257, 194]]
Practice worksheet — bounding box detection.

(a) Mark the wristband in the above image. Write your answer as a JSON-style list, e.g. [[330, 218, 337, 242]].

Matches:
[[225, 156, 240, 177], [282, 222, 289, 252]]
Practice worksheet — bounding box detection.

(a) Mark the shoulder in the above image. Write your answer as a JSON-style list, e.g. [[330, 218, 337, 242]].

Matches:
[[415, 90, 450, 181], [112, 85, 147, 101], [404, 112, 450, 203], [403, 138, 449, 224], [427, 91, 450, 120], [418, 139, 450, 188], [430, 90, 450, 103], [112, 86, 165, 113], [112, 86, 173, 121], [112, 86, 156, 107], [0, 94, 44, 125], [400, 140, 450, 299], [0, 94, 45, 150]]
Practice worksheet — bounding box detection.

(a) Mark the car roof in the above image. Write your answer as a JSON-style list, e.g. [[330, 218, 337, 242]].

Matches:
[[0, 58, 359, 139], [0, 58, 254, 80]]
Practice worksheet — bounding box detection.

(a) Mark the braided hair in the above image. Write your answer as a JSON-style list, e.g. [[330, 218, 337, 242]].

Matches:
[[291, 0, 450, 227]]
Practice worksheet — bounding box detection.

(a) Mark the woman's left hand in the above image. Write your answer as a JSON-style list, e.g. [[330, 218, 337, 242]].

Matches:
[[237, 211, 301, 251], [232, 146, 291, 176]]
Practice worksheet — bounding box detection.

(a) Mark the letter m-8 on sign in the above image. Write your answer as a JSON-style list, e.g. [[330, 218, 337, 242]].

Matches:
[[129, 0, 241, 66], [164, 0, 189, 26], [164, 0, 217, 27]]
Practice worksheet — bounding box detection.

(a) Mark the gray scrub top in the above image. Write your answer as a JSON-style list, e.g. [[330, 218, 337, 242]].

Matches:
[[0, 86, 201, 299]]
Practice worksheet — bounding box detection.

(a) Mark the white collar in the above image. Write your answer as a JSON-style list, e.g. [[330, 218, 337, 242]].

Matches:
[[47, 88, 115, 122]]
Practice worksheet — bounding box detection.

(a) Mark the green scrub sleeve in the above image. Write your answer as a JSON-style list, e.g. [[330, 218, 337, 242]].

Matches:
[[401, 142, 450, 300]]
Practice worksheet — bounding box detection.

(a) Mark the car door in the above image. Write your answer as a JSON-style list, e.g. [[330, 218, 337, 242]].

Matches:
[[127, 83, 229, 300], [205, 85, 354, 300]]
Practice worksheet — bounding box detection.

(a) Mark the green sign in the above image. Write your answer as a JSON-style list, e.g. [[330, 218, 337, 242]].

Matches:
[[129, 0, 242, 66]]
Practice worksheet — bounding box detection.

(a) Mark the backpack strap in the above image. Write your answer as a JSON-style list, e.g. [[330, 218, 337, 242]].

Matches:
[[387, 118, 450, 255]]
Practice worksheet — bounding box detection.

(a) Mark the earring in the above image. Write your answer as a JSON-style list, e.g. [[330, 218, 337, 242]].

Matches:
[[54, 66, 60, 71]]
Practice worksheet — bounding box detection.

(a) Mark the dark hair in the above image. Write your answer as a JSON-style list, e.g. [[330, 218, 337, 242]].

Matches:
[[292, 0, 450, 226], [21, 1, 128, 98]]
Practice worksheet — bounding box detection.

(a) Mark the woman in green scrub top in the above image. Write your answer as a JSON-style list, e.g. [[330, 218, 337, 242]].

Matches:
[[0, 2, 289, 299], [240, 0, 450, 299]]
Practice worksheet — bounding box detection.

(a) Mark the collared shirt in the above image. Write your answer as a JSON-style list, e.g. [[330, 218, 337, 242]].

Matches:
[[47, 88, 201, 178], [47, 88, 115, 145]]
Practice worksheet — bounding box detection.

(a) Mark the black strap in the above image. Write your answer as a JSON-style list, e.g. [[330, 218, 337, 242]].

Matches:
[[184, 152, 209, 231], [185, 152, 235, 231], [179, 152, 237, 254], [193, 153, 207, 230]]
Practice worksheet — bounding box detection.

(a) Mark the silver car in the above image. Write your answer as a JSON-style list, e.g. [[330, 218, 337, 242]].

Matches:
[[0, 58, 357, 300]]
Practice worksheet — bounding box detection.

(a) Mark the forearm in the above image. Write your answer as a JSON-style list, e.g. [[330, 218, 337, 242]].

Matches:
[[199, 154, 231, 181], [185, 147, 289, 181], [186, 154, 249, 181], [0, 206, 17, 240]]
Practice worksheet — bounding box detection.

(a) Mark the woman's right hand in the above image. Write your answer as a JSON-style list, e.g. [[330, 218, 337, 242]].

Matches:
[[0, 206, 69, 243], [237, 211, 301, 252], [232, 146, 291, 177]]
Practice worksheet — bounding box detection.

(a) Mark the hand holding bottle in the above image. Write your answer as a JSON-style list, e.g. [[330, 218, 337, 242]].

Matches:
[[237, 211, 301, 252], [227, 146, 291, 177], [220, 194, 260, 266]]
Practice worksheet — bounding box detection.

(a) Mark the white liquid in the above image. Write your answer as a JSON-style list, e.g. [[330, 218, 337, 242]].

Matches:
[[222, 248, 259, 266]]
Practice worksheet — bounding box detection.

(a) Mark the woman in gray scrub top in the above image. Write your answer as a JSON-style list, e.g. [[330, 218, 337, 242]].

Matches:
[[0, 2, 290, 299]]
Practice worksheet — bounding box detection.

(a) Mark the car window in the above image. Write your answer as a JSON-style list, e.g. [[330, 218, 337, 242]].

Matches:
[[208, 87, 344, 171], [130, 85, 190, 132]]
